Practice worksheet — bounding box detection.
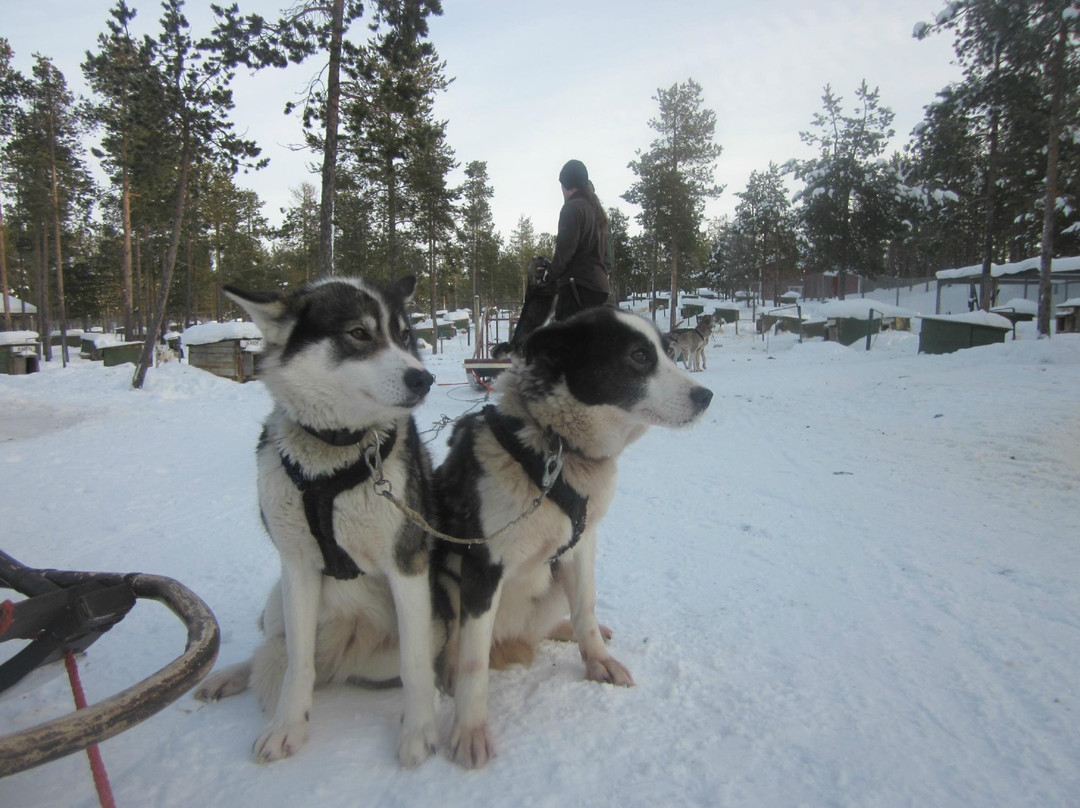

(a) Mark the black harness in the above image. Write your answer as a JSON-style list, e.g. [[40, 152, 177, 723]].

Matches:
[[279, 428, 397, 580], [482, 405, 588, 562]]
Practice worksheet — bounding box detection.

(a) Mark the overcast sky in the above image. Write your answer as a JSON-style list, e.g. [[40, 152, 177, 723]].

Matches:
[[5, 0, 962, 239]]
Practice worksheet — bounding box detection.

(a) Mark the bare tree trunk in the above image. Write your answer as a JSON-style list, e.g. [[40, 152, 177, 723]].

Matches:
[[1038, 11, 1068, 338], [669, 242, 679, 332], [135, 226, 145, 338], [0, 206, 10, 331], [980, 46, 1003, 313], [37, 228, 52, 363], [45, 100, 69, 366], [317, 0, 345, 278], [428, 227, 437, 355], [121, 168, 134, 340], [184, 233, 192, 328], [133, 141, 191, 389]]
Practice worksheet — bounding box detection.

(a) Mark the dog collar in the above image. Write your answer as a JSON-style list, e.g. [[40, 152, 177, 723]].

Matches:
[[300, 423, 373, 447]]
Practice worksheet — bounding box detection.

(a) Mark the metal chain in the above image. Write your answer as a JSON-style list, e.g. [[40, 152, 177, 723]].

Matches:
[[361, 432, 562, 546]]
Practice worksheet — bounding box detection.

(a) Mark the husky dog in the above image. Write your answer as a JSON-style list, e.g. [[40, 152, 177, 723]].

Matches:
[[433, 306, 713, 768], [194, 276, 445, 768], [667, 313, 715, 372]]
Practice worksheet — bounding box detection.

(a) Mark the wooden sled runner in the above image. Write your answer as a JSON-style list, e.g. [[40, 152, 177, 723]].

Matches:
[[0, 549, 220, 778]]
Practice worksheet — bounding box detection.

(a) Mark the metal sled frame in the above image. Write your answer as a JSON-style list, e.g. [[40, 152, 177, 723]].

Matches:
[[0, 550, 220, 776]]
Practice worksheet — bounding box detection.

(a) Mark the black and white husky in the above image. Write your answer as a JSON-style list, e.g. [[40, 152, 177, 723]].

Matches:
[[434, 306, 713, 768], [194, 276, 445, 768]]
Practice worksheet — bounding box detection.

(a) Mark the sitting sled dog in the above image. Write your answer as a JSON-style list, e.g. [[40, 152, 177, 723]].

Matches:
[[434, 306, 713, 768], [194, 276, 446, 768]]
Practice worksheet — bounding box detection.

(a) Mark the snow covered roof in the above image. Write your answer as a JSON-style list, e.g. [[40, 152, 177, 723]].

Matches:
[[90, 333, 128, 349], [815, 299, 915, 320], [1057, 298, 1080, 310], [920, 311, 1014, 329], [0, 330, 39, 346], [992, 298, 1038, 315], [2, 295, 36, 314], [181, 321, 262, 346], [936, 255, 1080, 281]]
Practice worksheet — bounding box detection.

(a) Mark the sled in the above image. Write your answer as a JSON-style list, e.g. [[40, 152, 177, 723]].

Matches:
[[0, 549, 220, 777]]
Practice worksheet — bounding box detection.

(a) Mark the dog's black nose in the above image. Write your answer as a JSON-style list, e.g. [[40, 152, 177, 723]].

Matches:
[[691, 386, 713, 411], [404, 368, 435, 397]]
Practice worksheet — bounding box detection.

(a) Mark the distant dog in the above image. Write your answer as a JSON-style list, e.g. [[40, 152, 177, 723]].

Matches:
[[433, 307, 713, 767], [667, 313, 715, 372], [194, 276, 445, 768]]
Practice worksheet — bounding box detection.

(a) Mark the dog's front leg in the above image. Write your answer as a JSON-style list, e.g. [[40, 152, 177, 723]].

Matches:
[[254, 558, 322, 763], [448, 556, 503, 769], [387, 568, 438, 768], [563, 530, 634, 687]]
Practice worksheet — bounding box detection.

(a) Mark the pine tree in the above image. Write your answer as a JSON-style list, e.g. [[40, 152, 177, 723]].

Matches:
[[916, 0, 1080, 327], [407, 117, 457, 353], [3, 55, 93, 363], [606, 207, 632, 302], [131, 0, 263, 389], [0, 39, 26, 332], [207, 0, 443, 279], [788, 81, 899, 298], [459, 160, 495, 310], [83, 0, 157, 343], [624, 78, 723, 330], [275, 182, 320, 286], [734, 162, 798, 304]]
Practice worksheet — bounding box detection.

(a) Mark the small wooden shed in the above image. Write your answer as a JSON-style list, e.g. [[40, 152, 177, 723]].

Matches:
[[1055, 299, 1080, 333], [712, 306, 740, 324], [102, 342, 145, 367], [0, 331, 41, 375], [413, 318, 456, 344], [817, 299, 913, 347], [680, 303, 705, 321], [80, 332, 126, 361], [182, 321, 263, 382], [918, 312, 1014, 354]]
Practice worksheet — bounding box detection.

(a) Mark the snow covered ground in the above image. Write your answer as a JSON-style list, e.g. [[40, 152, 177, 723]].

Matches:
[[1, 291, 1078, 807]]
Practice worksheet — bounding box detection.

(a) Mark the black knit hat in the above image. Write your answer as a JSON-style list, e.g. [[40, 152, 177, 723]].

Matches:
[[559, 159, 589, 190]]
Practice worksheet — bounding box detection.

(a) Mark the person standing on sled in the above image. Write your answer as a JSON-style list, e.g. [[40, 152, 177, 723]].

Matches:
[[502, 159, 611, 355]]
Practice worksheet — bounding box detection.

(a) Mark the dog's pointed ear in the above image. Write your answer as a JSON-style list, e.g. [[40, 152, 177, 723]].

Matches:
[[523, 319, 577, 377], [223, 284, 294, 345], [392, 275, 417, 302]]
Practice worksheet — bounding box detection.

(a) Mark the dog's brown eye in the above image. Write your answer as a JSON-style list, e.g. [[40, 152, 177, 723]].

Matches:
[[630, 346, 651, 366], [349, 327, 371, 342]]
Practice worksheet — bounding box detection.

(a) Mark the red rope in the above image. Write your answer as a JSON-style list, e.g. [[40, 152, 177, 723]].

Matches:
[[0, 600, 14, 639], [64, 651, 117, 808]]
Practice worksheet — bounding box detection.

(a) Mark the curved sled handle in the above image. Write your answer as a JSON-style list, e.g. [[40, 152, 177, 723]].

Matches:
[[0, 572, 220, 777]]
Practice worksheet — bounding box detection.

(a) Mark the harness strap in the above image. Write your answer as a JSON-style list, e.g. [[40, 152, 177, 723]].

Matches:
[[482, 406, 588, 562], [279, 428, 398, 580]]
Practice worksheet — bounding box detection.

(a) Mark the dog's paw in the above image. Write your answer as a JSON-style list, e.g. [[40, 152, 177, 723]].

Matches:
[[193, 663, 251, 701], [448, 722, 496, 769], [398, 720, 438, 768], [253, 720, 309, 763], [585, 656, 634, 687]]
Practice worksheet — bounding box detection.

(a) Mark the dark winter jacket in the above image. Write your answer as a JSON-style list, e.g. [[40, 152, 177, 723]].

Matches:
[[549, 194, 610, 295]]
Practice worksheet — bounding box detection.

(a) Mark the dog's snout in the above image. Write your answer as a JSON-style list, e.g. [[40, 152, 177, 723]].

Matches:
[[691, 385, 713, 411], [404, 368, 435, 397]]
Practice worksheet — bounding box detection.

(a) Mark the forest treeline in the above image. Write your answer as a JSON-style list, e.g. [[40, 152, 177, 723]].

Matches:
[[1, 0, 1078, 355]]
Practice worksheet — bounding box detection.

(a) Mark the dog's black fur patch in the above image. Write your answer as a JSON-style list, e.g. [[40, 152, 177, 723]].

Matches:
[[274, 277, 418, 363], [433, 414, 505, 622], [523, 306, 662, 411]]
